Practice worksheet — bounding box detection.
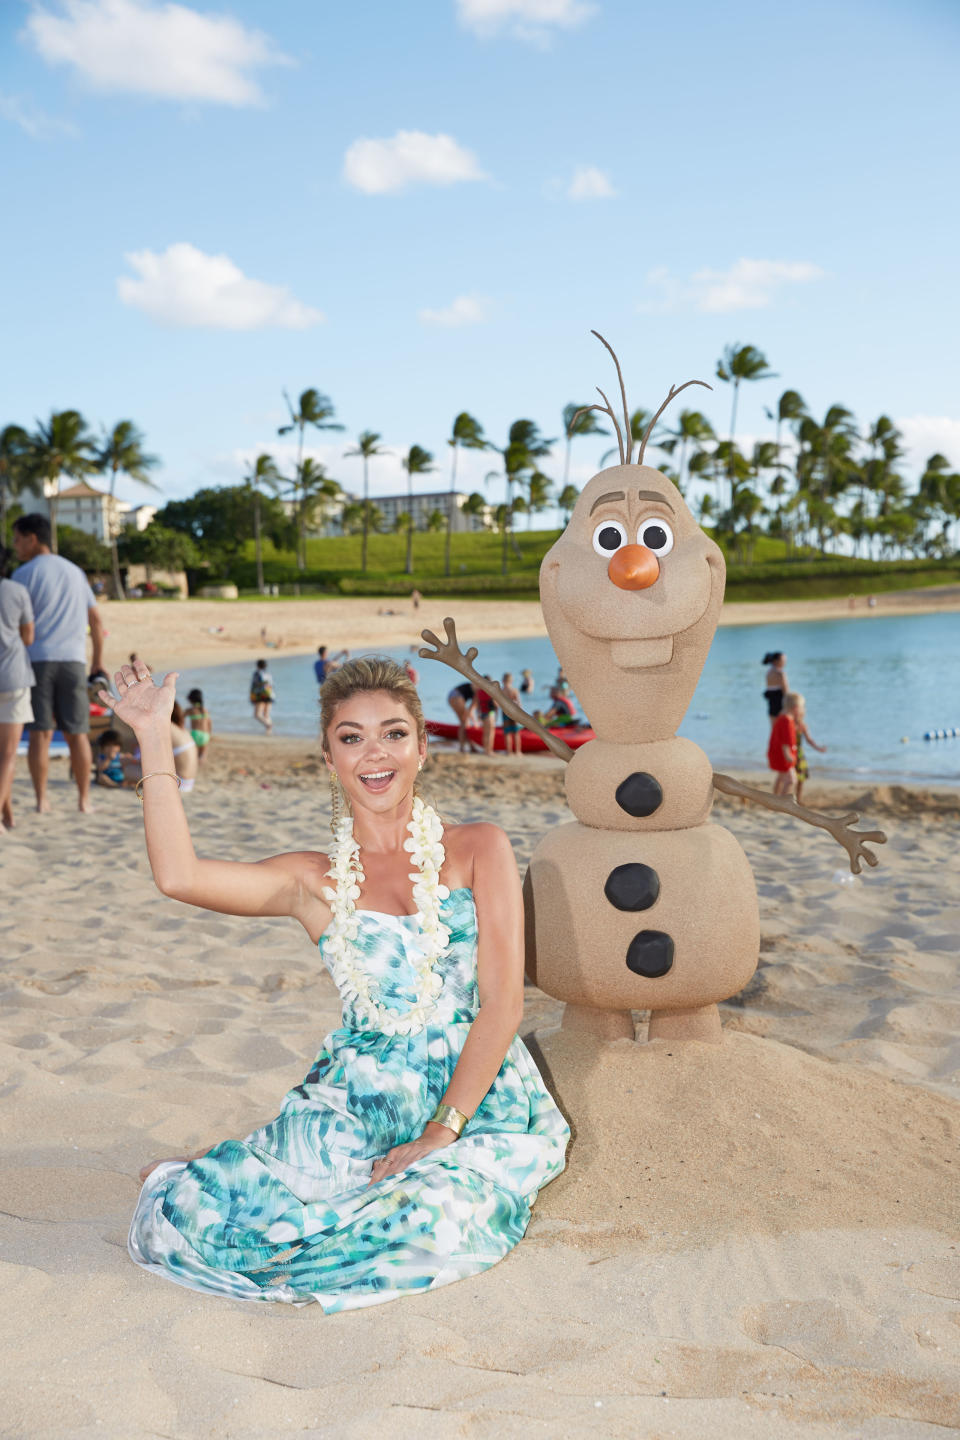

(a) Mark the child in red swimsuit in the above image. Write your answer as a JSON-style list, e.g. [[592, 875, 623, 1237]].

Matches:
[[767, 693, 798, 796]]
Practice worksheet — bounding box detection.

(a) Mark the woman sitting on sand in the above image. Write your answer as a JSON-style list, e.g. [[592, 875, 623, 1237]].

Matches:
[[102, 655, 568, 1311]]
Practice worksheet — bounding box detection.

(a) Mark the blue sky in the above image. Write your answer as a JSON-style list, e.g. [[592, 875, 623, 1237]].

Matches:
[[2, 0, 958, 519]]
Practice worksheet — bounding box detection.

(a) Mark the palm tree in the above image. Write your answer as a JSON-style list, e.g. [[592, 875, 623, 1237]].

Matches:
[[527, 470, 553, 528], [715, 344, 777, 508], [96, 420, 160, 598], [764, 389, 807, 489], [461, 492, 488, 530], [344, 429, 388, 574], [242, 453, 282, 594], [445, 413, 488, 577], [22, 410, 98, 553], [298, 458, 343, 557], [0, 425, 33, 546], [278, 388, 343, 570], [658, 409, 716, 490], [562, 403, 607, 485], [426, 508, 446, 533], [558, 482, 579, 526], [402, 445, 436, 575], [497, 420, 554, 576], [918, 453, 959, 551]]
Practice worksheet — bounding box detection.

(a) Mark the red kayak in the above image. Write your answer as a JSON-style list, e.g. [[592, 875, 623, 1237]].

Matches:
[[426, 719, 594, 753]]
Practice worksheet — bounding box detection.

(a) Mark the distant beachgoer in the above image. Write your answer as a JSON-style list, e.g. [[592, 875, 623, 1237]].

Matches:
[[250, 659, 274, 733], [13, 513, 106, 815], [0, 544, 36, 830], [767, 692, 799, 796], [847, 595, 856, 611], [446, 681, 476, 752], [867, 594, 877, 610], [762, 650, 788, 724], [537, 681, 577, 729], [477, 688, 497, 756], [792, 693, 826, 805], [519, 669, 534, 696], [95, 728, 135, 788], [404, 658, 419, 687], [501, 673, 521, 757], [410, 588, 422, 611], [185, 688, 212, 765], [314, 645, 348, 688], [170, 702, 199, 792]]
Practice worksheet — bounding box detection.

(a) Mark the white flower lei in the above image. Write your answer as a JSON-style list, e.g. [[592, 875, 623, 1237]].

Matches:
[[321, 796, 451, 1036]]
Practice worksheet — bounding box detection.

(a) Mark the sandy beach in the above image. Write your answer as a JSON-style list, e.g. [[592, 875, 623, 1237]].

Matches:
[[1, 736, 958, 1438], [95, 584, 960, 675]]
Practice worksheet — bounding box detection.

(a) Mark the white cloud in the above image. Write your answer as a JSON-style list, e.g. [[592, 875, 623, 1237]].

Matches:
[[639, 258, 825, 315], [343, 130, 486, 195], [567, 165, 615, 201], [896, 416, 960, 473], [419, 295, 490, 327], [117, 243, 324, 330], [457, 0, 596, 42], [0, 90, 77, 138], [23, 0, 291, 106]]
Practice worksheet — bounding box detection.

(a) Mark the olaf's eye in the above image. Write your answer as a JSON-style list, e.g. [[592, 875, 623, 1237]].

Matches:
[[592, 520, 628, 556], [637, 518, 674, 556]]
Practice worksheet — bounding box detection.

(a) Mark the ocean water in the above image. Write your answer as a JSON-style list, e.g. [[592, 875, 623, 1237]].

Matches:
[[174, 611, 960, 786]]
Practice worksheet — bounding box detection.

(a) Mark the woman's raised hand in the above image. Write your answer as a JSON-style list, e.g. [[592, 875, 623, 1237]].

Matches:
[[97, 662, 177, 732]]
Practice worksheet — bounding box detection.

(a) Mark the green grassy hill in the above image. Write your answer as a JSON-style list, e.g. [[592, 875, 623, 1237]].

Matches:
[[225, 529, 960, 603]]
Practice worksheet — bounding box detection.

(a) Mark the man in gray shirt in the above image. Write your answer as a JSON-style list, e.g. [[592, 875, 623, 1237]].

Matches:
[[12, 513, 105, 814]]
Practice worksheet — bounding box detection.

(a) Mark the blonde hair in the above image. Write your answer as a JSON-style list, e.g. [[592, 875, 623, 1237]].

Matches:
[[783, 691, 804, 714], [319, 655, 425, 757]]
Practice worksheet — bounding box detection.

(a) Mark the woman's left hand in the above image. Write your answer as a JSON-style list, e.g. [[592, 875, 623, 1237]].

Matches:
[[368, 1125, 456, 1187]]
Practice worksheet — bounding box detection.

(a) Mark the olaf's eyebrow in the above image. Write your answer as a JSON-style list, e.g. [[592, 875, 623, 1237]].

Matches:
[[637, 488, 675, 512], [588, 490, 625, 515]]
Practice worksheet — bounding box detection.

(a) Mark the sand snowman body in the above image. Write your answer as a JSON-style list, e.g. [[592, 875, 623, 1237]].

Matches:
[[522, 463, 760, 1042]]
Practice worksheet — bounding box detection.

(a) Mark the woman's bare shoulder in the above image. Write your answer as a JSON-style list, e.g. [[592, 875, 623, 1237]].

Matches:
[[442, 821, 514, 879]]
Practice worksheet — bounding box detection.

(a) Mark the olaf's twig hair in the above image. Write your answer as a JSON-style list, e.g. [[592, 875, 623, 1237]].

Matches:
[[568, 388, 625, 464], [637, 379, 712, 466], [590, 331, 633, 464]]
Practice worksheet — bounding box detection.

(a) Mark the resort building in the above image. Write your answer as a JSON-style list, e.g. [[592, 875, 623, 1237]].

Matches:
[[12, 480, 155, 543], [366, 490, 492, 533]]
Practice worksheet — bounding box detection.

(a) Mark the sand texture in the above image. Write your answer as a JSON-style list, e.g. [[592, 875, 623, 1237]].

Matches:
[[93, 584, 960, 673], [1, 742, 958, 1438]]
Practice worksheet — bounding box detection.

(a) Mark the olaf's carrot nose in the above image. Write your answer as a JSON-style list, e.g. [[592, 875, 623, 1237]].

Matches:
[[608, 545, 660, 590]]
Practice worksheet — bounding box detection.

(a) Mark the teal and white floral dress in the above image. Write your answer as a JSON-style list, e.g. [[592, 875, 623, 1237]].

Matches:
[[128, 888, 570, 1311]]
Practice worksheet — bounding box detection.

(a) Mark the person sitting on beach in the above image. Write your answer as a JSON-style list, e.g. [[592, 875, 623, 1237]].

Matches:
[[250, 659, 274, 732], [101, 654, 569, 1311], [170, 702, 199, 793], [95, 728, 136, 788], [184, 688, 212, 766], [500, 673, 522, 757], [536, 680, 579, 729], [763, 651, 788, 726], [792, 693, 826, 805], [767, 691, 800, 796]]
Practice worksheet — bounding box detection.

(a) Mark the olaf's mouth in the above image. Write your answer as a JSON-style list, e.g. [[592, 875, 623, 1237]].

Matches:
[[608, 637, 674, 670]]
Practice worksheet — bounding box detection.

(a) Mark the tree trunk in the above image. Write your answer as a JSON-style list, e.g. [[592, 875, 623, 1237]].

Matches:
[[728, 380, 740, 511], [361, 457, 369, 574], [254, 490, 264, 594], [404, 473, 414, 576], [501, 479, 510, 576], [444, 444, 457, 579], [108, 467, 126, 599], [50, 493, 59, 554]]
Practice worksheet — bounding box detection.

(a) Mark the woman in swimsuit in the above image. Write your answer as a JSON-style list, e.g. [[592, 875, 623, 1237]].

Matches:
[[446, 680, 476, 752], [102, 655, 567, 1311], [170, 702, 199, 794], [185, 688, 212, 765]]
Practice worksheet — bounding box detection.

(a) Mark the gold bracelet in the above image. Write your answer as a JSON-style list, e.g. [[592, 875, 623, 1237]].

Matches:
[[135, 771, 182, 802], [430, 1104, 469, 1138]]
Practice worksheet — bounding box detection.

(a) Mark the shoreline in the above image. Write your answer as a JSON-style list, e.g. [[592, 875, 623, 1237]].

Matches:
[[95, 583, 960, 675]]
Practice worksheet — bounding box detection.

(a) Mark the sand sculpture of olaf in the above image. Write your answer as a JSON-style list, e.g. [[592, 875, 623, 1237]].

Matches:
[[421, 334, 887, 1044]]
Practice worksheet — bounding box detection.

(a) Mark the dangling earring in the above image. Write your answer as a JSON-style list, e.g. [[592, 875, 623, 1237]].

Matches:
[[413, 756, 424, 797]]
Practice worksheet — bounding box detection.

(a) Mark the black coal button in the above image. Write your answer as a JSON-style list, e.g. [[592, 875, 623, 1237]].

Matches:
[[625, 930, 674, 978], [604, 863, 660, 911], [615, 771, 663, 817]]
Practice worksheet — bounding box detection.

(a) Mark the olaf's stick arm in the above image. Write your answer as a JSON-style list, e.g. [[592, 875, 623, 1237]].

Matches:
[[712, 773, 887, 875], [419, 617, 576, 763]]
